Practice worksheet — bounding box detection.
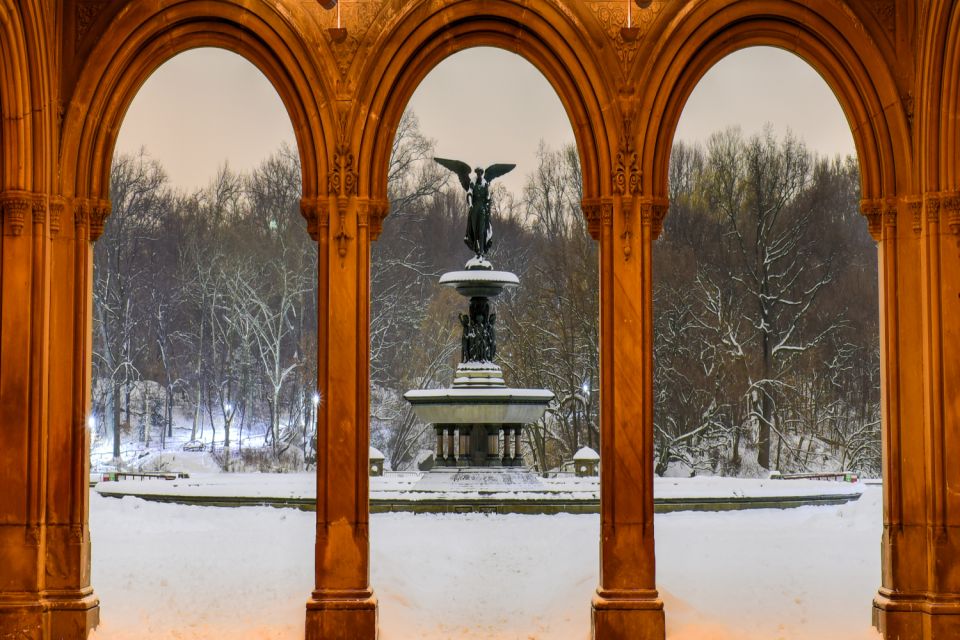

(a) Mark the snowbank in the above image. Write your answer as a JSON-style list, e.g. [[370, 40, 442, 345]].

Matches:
[[88, 487, 882, 640]]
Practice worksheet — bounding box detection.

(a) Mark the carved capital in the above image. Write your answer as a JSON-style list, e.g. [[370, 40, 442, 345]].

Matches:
[[1, 192, 31, 236], [32, 196, 47, 226], [942, 192, 960, 235], [367, 198, 390, 241], [89, 199, 111, 241], [860, 199, 883, 242], [300, 197, 323, 241], [49, 197, 64, 236], [924, 193, 941, 227], [601, 201, 614, 228], [906, 197, 922, 234], [883, 199, 898, 232], [73, 199, 90, 239], [582, 199, 602, 240], [638, 196, 670, 240]]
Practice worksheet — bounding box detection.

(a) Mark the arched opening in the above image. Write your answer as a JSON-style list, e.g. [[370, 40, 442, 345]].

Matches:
[[653, 45, 881, 638], [367, 46, 599, 637], [83, 47, 319, 637]]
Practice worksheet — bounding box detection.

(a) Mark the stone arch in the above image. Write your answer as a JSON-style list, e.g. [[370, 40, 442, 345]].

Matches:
[[353, 0, 618, 212], [60, 0, 334, 222], [636, 1, 912, 208], [0, 0, 31, 192], [937, 2, 960, 192]]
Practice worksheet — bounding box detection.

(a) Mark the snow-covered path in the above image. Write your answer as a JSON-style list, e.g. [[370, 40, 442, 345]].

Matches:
[[89, 486, 881, 639]]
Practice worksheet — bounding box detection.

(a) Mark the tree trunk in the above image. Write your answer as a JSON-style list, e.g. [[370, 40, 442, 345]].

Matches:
[[112, 381, 122, 460]]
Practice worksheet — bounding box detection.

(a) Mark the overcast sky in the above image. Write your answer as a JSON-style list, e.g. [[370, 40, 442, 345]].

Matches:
[[115, 46, 855, 197]]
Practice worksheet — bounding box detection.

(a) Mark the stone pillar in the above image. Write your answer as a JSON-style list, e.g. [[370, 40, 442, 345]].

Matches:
[[458, 427, 471, 466], [47, 198, 100, 636], [501, 426, 512, 466], [487, 428, 499, 465], [304, 195, 378, 640], [0, 193, 48, 637], [513, 426, 523, 466], [0, 194, 100, 638], [588, 195, 665, 640], [872, 194, 960, 639], [447, 427, 456, 466], [436, 426, 445, 464]]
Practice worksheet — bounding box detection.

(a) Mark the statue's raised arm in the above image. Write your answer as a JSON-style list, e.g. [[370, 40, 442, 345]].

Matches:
[[433, 157, 515, 260]]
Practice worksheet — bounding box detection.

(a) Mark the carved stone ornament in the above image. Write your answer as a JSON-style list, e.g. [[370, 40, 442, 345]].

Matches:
[[32, 196, 46, 226], [907, 198, 922, 234], [74, 199, 90, 237], [582, 199, 602, 240], [943, 192, 960, 235], [650, 201, 669, 240], [860, 199, 883, 242], [601, 201, 614, 228], [585, 1, 664, 76], [50, 198, 64, 236], [89, 199, 112, 241], [333, 199, 353, 261], [883, 200, 897, 233], [76, 2, 108, 52], [924, 193, 941, 227], [613, 130, 641, 197], [329, 144, 358, 198], [368, 199, 390, 241], [317, 0, 385, 80], [622, 202, 634, 260], [300, 197, 324, 241], [1, 193, 31, 236]]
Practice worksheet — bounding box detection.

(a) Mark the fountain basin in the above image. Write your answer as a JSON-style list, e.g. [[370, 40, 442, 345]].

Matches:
[[404, 388, 554, 424]]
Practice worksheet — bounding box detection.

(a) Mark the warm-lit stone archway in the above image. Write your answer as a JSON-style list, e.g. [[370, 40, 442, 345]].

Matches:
[[0, 1, 958, 639]]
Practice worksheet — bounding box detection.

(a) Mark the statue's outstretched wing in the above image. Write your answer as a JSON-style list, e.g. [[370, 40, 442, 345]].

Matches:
[[434, 157, 473, 191], [483, 163, 516, 184]]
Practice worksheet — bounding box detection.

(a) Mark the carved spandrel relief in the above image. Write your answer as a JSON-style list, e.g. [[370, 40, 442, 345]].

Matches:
[[585, 1, 665, 75], [76, 2, 109, 52], [315, 1, 388, 81]]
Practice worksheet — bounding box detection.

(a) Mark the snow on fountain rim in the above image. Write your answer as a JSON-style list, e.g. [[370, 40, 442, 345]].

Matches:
[[404, 388, 554, 402], [438, 270, 520, 286]]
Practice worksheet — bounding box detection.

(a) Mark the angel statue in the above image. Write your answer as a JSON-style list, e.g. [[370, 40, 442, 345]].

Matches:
[[434, 158, 516, 259]]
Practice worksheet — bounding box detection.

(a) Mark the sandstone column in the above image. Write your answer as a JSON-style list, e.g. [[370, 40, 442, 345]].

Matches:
[[587, 191, 666, 640], [303, 193, 381, 640], [872, 193, 960, 639]]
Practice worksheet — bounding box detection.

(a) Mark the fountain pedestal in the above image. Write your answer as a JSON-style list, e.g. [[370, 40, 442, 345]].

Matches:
[[405, 260, 553, 468]]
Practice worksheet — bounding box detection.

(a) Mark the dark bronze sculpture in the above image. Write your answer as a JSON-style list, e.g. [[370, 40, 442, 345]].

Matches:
[[434, 158, 516, 258]]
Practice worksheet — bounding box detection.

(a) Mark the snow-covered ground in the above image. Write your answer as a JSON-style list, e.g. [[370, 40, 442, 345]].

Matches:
[[88, 485, 882, 640]]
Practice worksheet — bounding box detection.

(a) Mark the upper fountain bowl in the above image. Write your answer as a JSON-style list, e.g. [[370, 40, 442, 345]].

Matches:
[[439, 269, 519, 298]]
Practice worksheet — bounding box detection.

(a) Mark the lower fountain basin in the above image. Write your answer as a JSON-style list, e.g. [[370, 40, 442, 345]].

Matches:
[[404, 387, 554, 424]]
